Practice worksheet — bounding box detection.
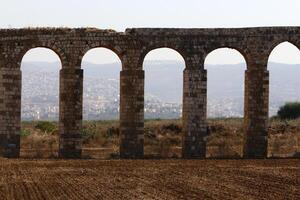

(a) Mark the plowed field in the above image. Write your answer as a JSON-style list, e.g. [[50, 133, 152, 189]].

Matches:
[[0, 159, 299, 200]]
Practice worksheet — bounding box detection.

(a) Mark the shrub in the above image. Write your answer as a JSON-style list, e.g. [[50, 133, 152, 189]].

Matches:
[[20, 129, 31, 137], [162, 123, 181, 133], [106, 127, 119, 138], [277, 102, 300, 120], [157, 139, 173, 158], [35, 121, 56, 134], [80, 123, 97, 141]]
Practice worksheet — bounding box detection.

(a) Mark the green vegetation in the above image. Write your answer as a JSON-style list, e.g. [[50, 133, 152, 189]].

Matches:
[[35, 121, 57, 134], [80, 121, 119, 148], [277, 102, 300, 120], [20, 129, 31, 137]]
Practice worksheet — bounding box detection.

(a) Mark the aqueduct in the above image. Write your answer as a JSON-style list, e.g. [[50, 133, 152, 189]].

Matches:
[[0, 27, 298, 158]]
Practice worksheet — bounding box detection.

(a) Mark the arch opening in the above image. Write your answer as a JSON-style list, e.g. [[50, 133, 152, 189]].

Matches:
[[143, 47, 185, 158], [81, 47, 122, 159], [267, 41, 300, 157], [268, 42, 300, 116], [204, 47, 247, 158], [20, 47, 61, 158]]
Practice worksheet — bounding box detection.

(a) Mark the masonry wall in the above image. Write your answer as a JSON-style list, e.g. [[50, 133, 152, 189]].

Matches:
[[0, 27, 299, 158]]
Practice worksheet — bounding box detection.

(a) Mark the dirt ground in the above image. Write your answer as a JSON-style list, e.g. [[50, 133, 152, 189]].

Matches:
[[0, 159, 299, 200]]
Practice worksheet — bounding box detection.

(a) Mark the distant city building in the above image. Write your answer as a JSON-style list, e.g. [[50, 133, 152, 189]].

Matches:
[[21, 61, 300, 120]]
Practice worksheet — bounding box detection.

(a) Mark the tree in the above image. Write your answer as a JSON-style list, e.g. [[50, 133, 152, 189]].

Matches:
[[277, 102, 300, 120]]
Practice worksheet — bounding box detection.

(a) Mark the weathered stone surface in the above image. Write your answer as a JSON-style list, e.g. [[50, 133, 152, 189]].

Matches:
[[0, 27, 298, 158], [59, 68, 83, 158]]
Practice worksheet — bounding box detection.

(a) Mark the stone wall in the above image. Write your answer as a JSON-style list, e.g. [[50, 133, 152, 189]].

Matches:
[[0, 27, 300, 158]]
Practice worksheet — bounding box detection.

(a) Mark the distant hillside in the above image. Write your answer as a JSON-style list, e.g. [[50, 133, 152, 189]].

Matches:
[[20, 61, 300, 119]]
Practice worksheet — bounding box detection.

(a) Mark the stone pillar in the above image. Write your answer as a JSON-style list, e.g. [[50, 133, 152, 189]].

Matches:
[[0, 68, 21, 158], [59, 68, 83, 158], [182, 68, 207, 158], [244, 69, 269, 158], [119, 70, 144, 158]]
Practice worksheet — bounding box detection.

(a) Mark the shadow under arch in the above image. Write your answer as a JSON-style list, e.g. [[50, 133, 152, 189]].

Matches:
[[204, 47, 247, 159], [142, 47, 186, 158], [20, 47, 62, 158], [80, 47, 122, 159]]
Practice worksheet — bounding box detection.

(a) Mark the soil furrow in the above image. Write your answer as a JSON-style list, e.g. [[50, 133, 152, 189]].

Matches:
[[0, 159, 298, 200]]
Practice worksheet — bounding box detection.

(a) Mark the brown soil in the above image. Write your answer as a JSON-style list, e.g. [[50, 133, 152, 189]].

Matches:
[[0, 159, 299, 200]]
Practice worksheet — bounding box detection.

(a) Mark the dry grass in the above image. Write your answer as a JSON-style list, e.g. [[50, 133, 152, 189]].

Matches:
[[20, 121, 58, 158], [206, 118, 244, 158], [20, 118, 300, 159], [144, 119, 182, 158], [268, 118, 300, 157]]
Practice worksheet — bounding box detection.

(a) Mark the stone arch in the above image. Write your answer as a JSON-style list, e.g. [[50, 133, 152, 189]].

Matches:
[[205, 47, 247, 106], [267, 41, 300, 64], [204, 47, 247, 158], [20, 47, 62, 157], [143, 47, 186, 107], [20, 47, 62, 121], [204, 47, 247, 67], [80, 47, 122, 65], [267, 41, 300, 114], [139, 46, 187, 70], [254, 40, 300, 69], [21, 47, 62, 65], [204, 47, 247, 115], [79, 43, 124, 69], [80, 47, 122, 119], [269, 39, 300, 53], [18, 44, 66, 68], [142, 47, 185, 158], [267, 40, 300, 157], [80, 47, 122, 158]]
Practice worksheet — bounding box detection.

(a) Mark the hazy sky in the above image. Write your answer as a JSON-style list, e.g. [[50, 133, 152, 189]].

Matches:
[[3, 0, 300, 64]]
